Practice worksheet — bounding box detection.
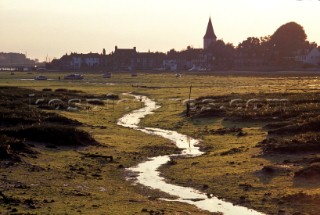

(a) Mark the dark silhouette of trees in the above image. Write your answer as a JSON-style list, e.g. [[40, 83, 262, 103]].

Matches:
[[47, 21, 319, 71], [269, 22, 307, 59], [206, 40, 235, 68], [237, 37, 263, 57], [238, 37, 260, 51], [235, 22, 319, 68], [236, 37, 269, 67]]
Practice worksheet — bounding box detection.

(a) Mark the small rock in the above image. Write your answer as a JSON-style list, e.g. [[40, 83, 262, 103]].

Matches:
[[236, 131, 246, 137], [262, 166, 275, 174], [168, 158, 177, 165], [141, 208, 148, 212], [239, 196, 246, 203], [202, 184, 209, 189], [206, 193, 213, 198]]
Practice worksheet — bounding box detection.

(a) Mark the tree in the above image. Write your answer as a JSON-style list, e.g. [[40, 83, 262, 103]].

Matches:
[[208, 40, 235, 58], [206, 40, 235, 68], [237, 37, 261, 56], [269, 22, 307, 58], [305, 41, 318, 50]]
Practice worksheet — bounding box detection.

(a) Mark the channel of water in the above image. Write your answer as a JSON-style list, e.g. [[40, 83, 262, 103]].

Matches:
[[117, 94, 264, 215]]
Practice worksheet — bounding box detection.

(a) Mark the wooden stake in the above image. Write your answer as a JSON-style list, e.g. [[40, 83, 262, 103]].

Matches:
[[186, 85, 192, 117]]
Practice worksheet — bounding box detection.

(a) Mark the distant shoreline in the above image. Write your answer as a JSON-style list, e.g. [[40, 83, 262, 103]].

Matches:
[[2, 69, 320, 77]]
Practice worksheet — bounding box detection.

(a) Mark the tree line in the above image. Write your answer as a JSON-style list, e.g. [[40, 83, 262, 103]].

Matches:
[[205, 22, 318, 69]]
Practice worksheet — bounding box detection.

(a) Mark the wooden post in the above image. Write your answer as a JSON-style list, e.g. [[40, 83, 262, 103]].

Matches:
[[188, 85, 192, 102], [186, 85, 192, 117]]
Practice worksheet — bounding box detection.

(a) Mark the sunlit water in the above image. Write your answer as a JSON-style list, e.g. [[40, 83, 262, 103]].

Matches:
[[117, 94, 264, 214]]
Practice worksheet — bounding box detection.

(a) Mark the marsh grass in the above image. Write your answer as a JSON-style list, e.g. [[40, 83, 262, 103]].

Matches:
[[0, 75, 208, 214], [1, 71, 320, 214], [135, 75, 320, 214]]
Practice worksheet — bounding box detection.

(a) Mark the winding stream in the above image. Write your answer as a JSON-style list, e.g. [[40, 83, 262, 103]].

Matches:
[[117, 94, 264, 215]]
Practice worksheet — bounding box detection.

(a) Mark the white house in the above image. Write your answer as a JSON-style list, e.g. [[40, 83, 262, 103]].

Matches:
[[72, 56, 82, 69], [163, 60, 177, 71], [305, 48, 320, 65], [70, 54, 100, 69], [84, 56, 100, 67], [296, 48, 320, 65]]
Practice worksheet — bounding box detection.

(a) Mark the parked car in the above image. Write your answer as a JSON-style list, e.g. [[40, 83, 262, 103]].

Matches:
[[64, 74, 84, 80], [34, 75, 47, 80], [103, 73, 112, 78]]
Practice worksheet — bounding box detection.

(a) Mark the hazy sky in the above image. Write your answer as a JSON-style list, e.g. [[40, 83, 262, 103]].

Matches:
[[1, 0, 319, 61]]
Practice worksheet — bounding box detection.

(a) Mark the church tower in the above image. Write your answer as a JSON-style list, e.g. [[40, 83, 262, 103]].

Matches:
[[203, 17, 217, 49]]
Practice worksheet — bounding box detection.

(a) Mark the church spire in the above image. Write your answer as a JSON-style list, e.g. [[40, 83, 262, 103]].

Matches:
[[203, 17, 217, 49], [204, 18, 216, 39]]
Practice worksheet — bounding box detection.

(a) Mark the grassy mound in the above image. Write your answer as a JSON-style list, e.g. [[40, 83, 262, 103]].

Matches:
[[190, 92, 320, 120], [0, 87, 99, 161], [294, 164, 320, 180], [3, 124, 97, 146], [259, 115, 320, 154], [259, 133, 320, 154], [268, 115, 320, 135], [0, 108, 80, 126]]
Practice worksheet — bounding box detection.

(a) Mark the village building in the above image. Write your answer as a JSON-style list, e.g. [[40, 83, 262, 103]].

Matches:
[[48, 18, 217, 72], [70, 53, 100, 69], [49, 53, 103, 71], [135, 52, 165, 70], [108, 46, 165, 71], [304, 48, 320, 65], [110, 46, 137, 71], [295, 47, 320, 66], [0, 52, 37, 71], [47, 17, 320, 71]]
